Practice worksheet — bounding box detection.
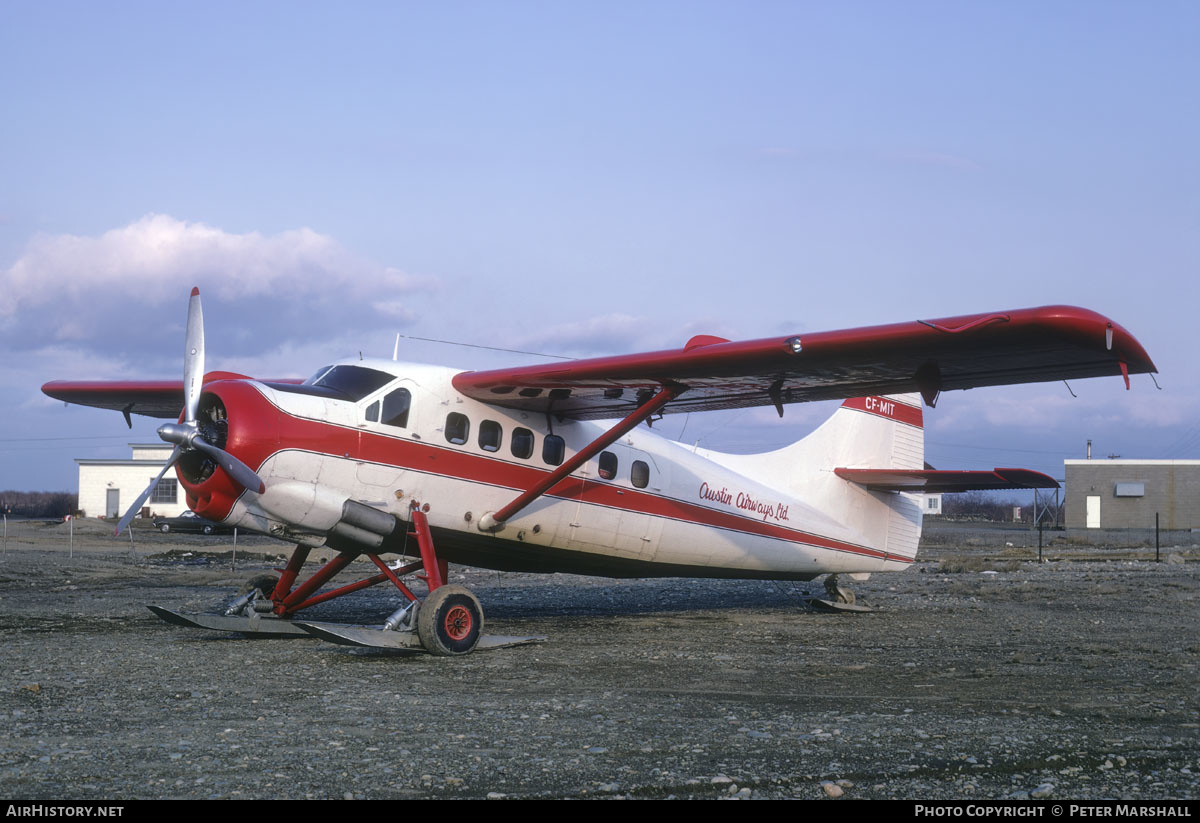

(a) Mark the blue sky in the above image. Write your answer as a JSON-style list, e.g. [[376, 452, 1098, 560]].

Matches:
[[2, 2, 1197, 491]]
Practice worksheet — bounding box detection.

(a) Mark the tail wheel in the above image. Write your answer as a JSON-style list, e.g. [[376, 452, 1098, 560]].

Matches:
[[417, 584, 483, 656]]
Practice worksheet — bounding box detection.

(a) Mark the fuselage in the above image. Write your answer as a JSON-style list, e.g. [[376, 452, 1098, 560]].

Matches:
[[179, 358, 920, 580]]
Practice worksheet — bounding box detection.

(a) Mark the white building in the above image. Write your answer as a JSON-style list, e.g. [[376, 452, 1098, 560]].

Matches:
[[76, 443, 189, 520]]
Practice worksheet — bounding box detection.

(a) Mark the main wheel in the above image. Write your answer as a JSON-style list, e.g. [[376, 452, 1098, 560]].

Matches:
[[417, 585, 483, 656], [160, 523, 170, 533], [202, 525, 213, 535]]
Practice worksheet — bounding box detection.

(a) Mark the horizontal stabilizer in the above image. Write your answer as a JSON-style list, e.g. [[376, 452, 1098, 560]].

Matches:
[[834, 468, 1058, 493]]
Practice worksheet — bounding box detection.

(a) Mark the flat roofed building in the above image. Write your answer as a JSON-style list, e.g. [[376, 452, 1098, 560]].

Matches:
[[76, 443, 189, 521], [1064, 459, 1200, 530]]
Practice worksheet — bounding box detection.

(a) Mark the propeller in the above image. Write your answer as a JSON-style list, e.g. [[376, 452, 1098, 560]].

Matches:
[[114, 287, 265, 536]]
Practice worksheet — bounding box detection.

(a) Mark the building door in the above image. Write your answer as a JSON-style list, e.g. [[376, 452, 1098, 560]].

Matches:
[[1086, 495, 1101, 529], [106, 488, 120, 518]]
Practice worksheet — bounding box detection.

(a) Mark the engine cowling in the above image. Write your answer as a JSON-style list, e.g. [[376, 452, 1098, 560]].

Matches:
[[178, 380, 281, 521]]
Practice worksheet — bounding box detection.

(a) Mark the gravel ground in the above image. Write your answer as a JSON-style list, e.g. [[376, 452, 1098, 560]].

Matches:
[[1, 520, 1197, 800]]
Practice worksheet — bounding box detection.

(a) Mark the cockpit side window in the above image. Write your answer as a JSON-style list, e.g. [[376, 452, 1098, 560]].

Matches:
[[380, 388, 411, 428]]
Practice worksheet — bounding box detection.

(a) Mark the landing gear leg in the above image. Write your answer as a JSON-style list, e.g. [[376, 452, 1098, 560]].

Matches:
[[824, 574, 856, 606], [151, 506, 541, 652], [811, 574, 873, 613], [408, 503, 481, 655]]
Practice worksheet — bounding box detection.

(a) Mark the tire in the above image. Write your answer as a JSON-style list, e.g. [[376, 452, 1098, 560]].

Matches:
[[239, 574, 279, 599], [160, 524, 170, 533], [417, 585, 483, 656], [202, 525, 213, 535]]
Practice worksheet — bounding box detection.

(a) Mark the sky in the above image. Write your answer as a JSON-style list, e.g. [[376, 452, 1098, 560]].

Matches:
[[2, 1, 1197, 492]]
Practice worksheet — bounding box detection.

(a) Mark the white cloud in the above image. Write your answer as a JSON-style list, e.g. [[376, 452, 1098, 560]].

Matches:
[[1, 214, 435, 354]]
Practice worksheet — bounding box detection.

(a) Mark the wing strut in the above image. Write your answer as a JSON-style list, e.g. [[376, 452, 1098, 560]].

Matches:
[[478, 383, 684, 532]]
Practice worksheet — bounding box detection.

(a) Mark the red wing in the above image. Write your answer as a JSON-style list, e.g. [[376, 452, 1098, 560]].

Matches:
[[42, 372, 300, 419], [834, 468, 1059, 493], [451, 305, 1155, 420]]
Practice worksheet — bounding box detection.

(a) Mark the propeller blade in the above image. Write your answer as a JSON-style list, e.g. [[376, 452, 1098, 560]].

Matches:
[[184, 286, 205, 425], [115, 447, 182, 536], [191, 437, 266, 495]]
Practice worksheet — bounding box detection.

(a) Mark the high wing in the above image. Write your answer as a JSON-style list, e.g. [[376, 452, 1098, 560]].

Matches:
[[451, 305, 1156, 419], [41, 371, 301, 422]]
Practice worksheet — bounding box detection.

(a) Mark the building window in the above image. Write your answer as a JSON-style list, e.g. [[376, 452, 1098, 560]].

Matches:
[[150, 478, 177, 504], [479, 420, 502, 452], [445, 413, 469, 445], [1114, 482, 1145, 497], [511, 427, 534, 459]]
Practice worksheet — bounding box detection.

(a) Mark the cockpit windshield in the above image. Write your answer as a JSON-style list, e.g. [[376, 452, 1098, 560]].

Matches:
[[301, 365, 395, 401]]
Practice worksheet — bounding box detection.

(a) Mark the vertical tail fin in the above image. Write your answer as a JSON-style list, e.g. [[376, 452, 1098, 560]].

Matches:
[[733, 394, 927, 567], [695, 394, 927, 569]]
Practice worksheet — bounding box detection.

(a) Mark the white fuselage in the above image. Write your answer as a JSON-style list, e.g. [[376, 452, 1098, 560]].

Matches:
[[221, 358, 922, 580]]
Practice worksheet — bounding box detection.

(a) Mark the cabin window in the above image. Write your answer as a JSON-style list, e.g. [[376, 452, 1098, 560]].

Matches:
[[381, 388, 411, 428], [365, 400, 380, 423], [511, 427, 534, 459], [598, 451, 618, 480], [631, 460, 650, 489], [445, 412, 469, 445], [543, 434, 565, 466], [479, 420, 502, 452]]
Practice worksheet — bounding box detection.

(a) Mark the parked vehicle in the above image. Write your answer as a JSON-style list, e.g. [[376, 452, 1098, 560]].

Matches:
[[151, 511, 229, 535]]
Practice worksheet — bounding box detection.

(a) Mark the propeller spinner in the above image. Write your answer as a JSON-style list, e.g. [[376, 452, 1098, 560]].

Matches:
[[114, 288, 266, 536]]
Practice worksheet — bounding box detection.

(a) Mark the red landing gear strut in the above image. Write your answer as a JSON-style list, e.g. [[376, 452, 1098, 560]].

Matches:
[[244, 502, 484, 655]]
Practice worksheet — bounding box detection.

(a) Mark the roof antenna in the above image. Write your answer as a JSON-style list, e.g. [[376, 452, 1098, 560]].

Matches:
[[393, 333, 400, 361], [359, 351, 363, 361]]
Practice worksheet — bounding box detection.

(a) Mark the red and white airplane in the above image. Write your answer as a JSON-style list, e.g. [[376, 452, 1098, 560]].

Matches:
[[43, 289, 1156, 654]]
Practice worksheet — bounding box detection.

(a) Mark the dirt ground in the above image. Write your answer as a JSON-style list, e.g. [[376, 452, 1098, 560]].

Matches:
[[1, 519, 1197, 800]]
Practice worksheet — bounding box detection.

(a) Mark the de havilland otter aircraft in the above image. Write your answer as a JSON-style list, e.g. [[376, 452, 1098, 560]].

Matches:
[[43, 289, 1156, 655]]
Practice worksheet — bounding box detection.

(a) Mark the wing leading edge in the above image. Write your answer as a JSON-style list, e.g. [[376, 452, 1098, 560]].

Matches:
[[41, 372, 301, 421], [451, 305, 1155, 420]]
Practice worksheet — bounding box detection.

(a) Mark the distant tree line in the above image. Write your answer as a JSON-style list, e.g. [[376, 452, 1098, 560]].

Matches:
[[940, 490, 1063, 524], [0, 491, 78, 518]]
